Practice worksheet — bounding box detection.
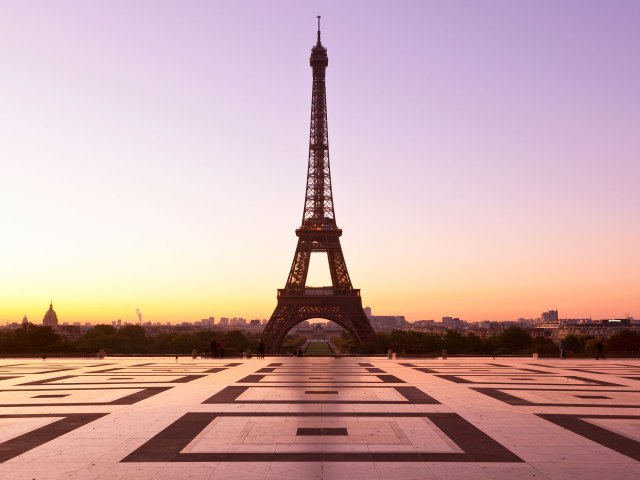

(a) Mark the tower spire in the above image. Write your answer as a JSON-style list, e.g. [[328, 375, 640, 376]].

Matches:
[[305, 16, 332, 228]]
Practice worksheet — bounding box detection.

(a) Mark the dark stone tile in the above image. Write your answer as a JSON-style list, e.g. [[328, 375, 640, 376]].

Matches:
[[395, 386, 439, 404], [377, 375, 405, 383], [305, 390, 338, 394], [237, 375, 265, 383], [437, 374, 621, 386], [574, 395, 611, 400], [0, 386, 171, 407], [0, 413, 107, 462], [203, 385, 439, 404], [203, 386, 248, 403], [124, 411, 521, 463], [538, 414, 640, 461], [472, 387, 640, 408], [297, 427, 347, 436], [19, 374, 205, 386]]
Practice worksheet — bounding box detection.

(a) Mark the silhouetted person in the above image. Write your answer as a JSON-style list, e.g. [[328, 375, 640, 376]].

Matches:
[[596, 340, 605, 360], [218, 340, 224, 358], [559, 340, 565, 359], [210, 339, 218, 359], [257, 341, 265, 359]]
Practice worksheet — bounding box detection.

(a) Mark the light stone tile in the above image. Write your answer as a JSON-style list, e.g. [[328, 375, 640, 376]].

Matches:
[[265, 462, 323, 480], [426, 463, 494, 480], [322, 461, 379, 480], [374, 461, 436, 480], [209, 462, 269, 480]]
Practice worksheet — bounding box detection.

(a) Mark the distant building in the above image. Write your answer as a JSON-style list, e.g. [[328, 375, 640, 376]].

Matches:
[[22, 315, 28, 325], [42, 302, 59, 327], [219, 317, 229, 326], [366, 307, 407, 331], [541, 310, 559, 322], [442, 316, 464, 329], [201, 318, 214, 327]]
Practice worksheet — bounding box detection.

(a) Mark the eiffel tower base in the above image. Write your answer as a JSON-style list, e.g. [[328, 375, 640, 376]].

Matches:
[[262, 292, 377, 354]]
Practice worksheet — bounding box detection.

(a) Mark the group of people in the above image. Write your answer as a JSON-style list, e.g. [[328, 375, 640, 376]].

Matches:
[[210, 339, 225, 358], [293, 347, 304, 357]]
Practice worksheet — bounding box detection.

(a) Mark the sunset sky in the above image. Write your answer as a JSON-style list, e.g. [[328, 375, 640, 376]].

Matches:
[[1, 1, 638, 325]]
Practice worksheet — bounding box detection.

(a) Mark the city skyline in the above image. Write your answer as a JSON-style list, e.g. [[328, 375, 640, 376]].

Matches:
[[2, 1, 639, 325]]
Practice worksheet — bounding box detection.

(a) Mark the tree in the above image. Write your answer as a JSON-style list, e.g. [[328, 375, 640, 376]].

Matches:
[[75, 325, 119, 353], [562, 334, 584, 355], [496, 327, 533, 353], [10, 324, 62, 353], [465, 332, 486, 354], [224, 330, 250, 350], [117, 325, 148, 353], [443, 330, 466, 354], [167, 334, 198, 353], [607, 330, 640, 354]]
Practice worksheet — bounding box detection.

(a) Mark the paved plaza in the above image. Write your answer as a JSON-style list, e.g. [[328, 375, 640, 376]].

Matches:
[[0, 356, 639, 479]]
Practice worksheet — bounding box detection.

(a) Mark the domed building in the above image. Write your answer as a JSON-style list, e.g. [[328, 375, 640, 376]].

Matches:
[[22, 315, 29, 325], [42, 302, 59, 327]]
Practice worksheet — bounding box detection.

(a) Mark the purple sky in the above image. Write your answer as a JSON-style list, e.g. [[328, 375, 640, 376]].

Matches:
[[1, 1, 639, 324]]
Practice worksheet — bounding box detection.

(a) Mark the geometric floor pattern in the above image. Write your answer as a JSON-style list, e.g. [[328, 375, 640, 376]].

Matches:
[[0, 357, 639, 479]]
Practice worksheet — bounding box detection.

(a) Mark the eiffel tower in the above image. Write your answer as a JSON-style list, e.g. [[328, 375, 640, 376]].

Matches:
[[261, 18, 377, 353]]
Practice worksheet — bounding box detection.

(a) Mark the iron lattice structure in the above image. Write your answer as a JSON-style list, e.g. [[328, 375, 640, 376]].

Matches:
[[261, 19, 376, 353]]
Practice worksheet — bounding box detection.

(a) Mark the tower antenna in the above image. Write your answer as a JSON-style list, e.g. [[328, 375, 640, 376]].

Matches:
[[317, 15, 321, 44]]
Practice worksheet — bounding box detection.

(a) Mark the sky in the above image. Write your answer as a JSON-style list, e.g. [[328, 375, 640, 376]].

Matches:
[[1, 1, 639, 325]]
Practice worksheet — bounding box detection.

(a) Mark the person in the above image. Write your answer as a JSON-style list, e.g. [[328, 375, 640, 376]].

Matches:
[[210, 339, 218, 359], [559, 340, 565, 359], [257, 341, 265, 359], [218, 340, 224, 359], [596, 339, 605, 360]]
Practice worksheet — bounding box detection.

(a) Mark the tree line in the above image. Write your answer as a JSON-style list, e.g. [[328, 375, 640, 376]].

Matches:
[[0, 324, 254, 355], [342, 327, 640, 357], [0, 323, 639, 356]]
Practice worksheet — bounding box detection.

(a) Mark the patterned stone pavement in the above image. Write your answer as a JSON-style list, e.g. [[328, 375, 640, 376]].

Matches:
[[0, 356, 639, 479]]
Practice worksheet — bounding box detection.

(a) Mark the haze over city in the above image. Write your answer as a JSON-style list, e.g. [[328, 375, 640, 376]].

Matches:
[[2, 1, 638, 325]]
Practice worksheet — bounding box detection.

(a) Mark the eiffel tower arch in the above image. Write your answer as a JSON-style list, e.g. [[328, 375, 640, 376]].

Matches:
[[262, 18, 376, 353]]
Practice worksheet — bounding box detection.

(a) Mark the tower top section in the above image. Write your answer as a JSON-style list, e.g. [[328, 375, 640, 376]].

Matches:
[[310, 15, 328, 69], [302, 16, 335, 229]]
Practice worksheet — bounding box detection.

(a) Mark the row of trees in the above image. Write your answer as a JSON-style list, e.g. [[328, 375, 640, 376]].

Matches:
[[348, 327, 640, 357], [0, 324, 254, 355], [1, 323, 639, 356]]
